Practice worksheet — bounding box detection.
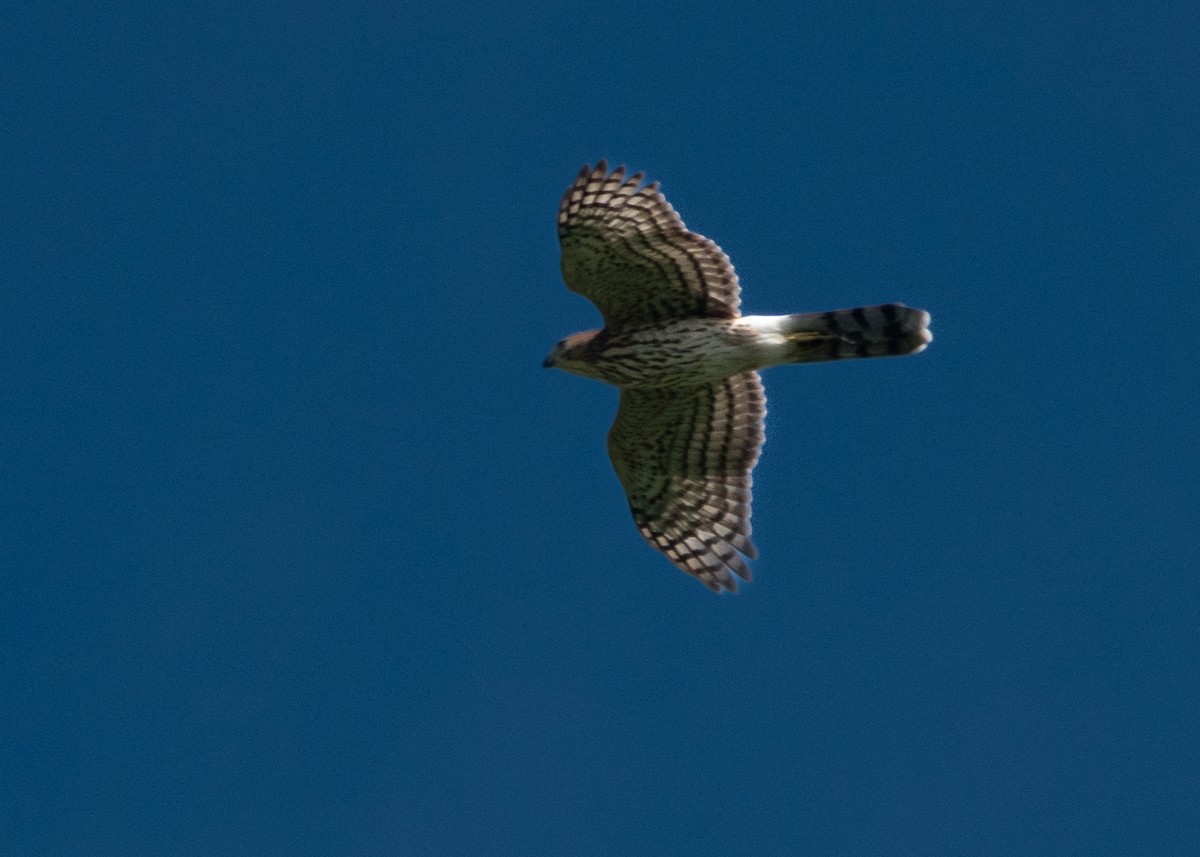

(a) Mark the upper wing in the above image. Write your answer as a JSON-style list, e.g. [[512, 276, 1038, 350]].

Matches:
[[558, 161, 743, 327], [606, 372, 766, 593]]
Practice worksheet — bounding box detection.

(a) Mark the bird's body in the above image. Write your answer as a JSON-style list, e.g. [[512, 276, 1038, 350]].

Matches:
[[546, 162, 931, 592], [551, 307, 929, 389], [550, 318, 769, 388]]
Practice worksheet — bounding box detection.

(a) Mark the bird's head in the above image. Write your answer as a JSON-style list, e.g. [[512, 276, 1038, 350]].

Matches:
[[543, 330, 600, 374]]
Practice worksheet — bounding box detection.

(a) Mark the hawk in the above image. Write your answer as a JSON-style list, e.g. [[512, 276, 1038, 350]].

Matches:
[[545, 162, 931, 593]]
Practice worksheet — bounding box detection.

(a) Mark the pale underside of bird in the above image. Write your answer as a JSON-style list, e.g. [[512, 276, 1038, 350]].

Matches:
[[546, 161, 932, 593]]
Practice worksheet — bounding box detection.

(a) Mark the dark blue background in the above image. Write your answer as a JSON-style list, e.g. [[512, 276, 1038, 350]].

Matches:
[[5, 2, 1198, 854]]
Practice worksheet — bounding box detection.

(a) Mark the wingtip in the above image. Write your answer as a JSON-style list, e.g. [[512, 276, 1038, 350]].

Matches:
[[579, 160, 653, 190], [702, 572, 737, 594]]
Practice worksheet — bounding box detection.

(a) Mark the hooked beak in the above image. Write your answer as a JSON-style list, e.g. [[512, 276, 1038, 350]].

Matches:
[[542, 355, 555, 369]]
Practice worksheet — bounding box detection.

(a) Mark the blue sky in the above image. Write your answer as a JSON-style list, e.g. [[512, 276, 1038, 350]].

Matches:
[[4, 1, 1198, 854]]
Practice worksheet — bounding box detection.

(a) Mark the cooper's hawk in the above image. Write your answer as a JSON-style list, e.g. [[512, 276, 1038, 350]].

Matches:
[[545, 162, 932, 593]]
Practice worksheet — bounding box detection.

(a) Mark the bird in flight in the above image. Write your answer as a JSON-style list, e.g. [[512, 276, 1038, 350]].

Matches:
[[545, 161, 931, 592]]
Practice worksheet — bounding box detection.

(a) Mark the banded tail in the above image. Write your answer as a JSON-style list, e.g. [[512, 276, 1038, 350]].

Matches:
[[782, 303, 931, 363]]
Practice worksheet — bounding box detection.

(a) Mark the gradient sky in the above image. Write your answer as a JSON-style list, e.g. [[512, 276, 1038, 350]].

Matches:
[[5, 2, 1199, 855]]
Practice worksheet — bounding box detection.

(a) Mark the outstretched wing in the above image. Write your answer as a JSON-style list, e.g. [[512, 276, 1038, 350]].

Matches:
[[606, 372, 766, 593], [558, 161, 742, 327]]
